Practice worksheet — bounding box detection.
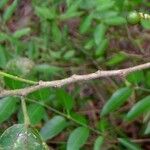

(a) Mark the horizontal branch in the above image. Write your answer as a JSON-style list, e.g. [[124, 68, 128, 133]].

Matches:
[[0, 62, 150, 98]]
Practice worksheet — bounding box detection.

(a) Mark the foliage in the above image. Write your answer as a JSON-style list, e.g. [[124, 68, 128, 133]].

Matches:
[[67, 127, 89, 150], [0, 0, 150, 149]]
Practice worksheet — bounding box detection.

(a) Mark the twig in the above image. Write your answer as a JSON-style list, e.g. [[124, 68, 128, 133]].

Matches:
[[135, 86, 150, 92], [131, 138, 150, 143], [0, 71, 37, 85], [0, 62, 150, 98], [21, 96, 30, 127], [27, 98, 101, 134], [47, 138, 150, 145]]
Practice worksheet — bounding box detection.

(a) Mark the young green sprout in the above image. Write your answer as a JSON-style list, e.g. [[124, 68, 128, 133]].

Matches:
[[127, 11, 150, 24]]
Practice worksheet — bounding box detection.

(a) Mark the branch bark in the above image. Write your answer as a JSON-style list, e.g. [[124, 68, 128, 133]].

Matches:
[[0, 62, 150, 98]]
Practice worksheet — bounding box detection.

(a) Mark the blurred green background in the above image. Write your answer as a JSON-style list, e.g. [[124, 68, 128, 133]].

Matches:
[[0, 0, 150, 149]]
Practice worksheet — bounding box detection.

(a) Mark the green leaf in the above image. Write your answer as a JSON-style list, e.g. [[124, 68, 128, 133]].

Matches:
[[34, 64, 63, 76], [94, 23, 107, 45], [4, 77, 24, 89], [94, 136, 104, 150], [84, 39, 94, 50], [141, 19, 150, 29], [96, 0, 115, 11], [93, 11, 118, 20], [104, 17, 126, 26], [40, 116, 67, 140], [18, 104, 46, 125], [145, 121, 150, 135], [0, 32, 9, 41], [125, 96, 150, 121], [95, 38, 108, 57], [115, 0, 125, 11], [60, 12, 82, 20], [35, 6, 56, 20], [63, 50, 75, 60], [145, 71, 150, 87], [13, 28, 31, 39], [0, 124, 48, 150], [27, 88, 51, 102], [70, 112, 88, 125], [96, 118, 109, 132], [3, 0, 18, 22], [106, 52, 127, 66], [51, 22, 62, 43], [127, 70, 144, 84], [50, 50, 62, 59], [0, 0, 9, 9], [66, 0, 72, 6], [0, 46, 7, 68], [101, 87, 132, 116], [0, 97, 17, 123], [118, 138, 141, 150], [80, 0, 96, 9], [67, 127, 89, 150], [80, 14, 93, 33], [56, 89, 74, 112], [65, 0, 82, 14]]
